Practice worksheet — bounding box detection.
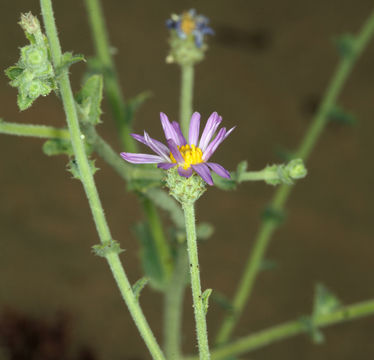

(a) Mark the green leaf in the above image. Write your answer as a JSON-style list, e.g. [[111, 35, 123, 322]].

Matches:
[[132, 277, 149, 301], [17, 93, 34, 111], [261, 206, 286, 224], [57, 52, 85, 73], [134, 222, 166, 290], [125, 91, 152, 121], [67, 159, 80, 179], [146, 188, 185, 230], [259, 259, 277, 271], [328, 105, 356, 126], [67, 158, 98, 180], [212, 173, 236, 190], [299, 316, 325, 345], [235, 160, 248, 183], [275, 146, 295, 162], [92, 240, 124, 257], [202, 289, 213, 314], [76, 75, 103, 125], [211, 291, 233, 312], [334, 33, 356, 58], [196, 222, 214, 241], [127, 178, 162, 193], [313, 283, 341, 318], [43, 138, 73, 156], [5, 66, 24, 81]]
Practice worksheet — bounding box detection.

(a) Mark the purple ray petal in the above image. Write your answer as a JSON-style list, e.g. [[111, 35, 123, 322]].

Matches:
[[177, 166, 193, 178], [192, 163, 213, 185], [131, 133, 170, 156], [167, 138, 184, 163], [202, 127, 226, 161], [189, 112, 201, 146], [120, 152, 163, 164], [224, 126, 236, 139], [143, 131, 170, 161], [158, 162, 177, 170], [160, 112, 180, 145], [207, 162, 231, 179], [172, 121, 187, 145], [198, 112, 223, 151]]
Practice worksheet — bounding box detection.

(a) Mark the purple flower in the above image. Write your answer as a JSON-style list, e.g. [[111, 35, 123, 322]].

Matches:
[[166, 9, 214, 48], [121, 112, 235, 186]]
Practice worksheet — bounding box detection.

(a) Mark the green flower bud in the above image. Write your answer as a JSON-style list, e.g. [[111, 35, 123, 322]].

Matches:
[[27, 79, 51, 98], [20, 45, 53, 77], [286, 159, 307, 180], [19, 12, 41, 35], [167, 33, 206, 66], [165, 167, 206, 204]]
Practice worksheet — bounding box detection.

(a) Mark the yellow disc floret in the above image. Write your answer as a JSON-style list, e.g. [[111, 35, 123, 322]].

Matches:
[[170, 144, 203, 170], [181, 12, 196, 35]]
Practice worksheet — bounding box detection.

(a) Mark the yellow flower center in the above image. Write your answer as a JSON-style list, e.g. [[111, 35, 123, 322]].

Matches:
[[181, 12, 196, 35], [170, 144, 203, 170]]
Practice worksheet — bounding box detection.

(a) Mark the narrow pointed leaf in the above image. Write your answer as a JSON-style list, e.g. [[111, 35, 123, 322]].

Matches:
[[132, 277, 149, 301], [75, 75, 103, 125], [202, 288, 213, 314]]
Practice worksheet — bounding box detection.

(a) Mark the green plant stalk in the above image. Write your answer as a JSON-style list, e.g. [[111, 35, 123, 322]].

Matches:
[[215, 8, 374, 345], [164, 245, 189, 359], [0, 120, 294, 185], [80, 120, 163, 182], [0, 121, 70, 139], [40, 1, 165, 359], [0, 120, 162, 182], [142, 196, 173, 278], [182, 202, 210, 360], [84, 0, 135, 152], [180, 64, 194, 136], [187, 299, 374, 360], [84, 0, 172, 283]]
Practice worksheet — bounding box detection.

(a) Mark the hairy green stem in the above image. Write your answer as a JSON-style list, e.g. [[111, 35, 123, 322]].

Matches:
[[215, 8, 374, 345], [0, 120, 162, 182], [164, 246, 189, 359], [84, 0, 135, 152], [80, 121, 162, 182], [0, 121, 70, 139], [84, 0, 172, 285], [40, 1, 165, 359], [183, 202, 210, 360], [180, 64, 194, 137], [239, 169, 276, 182], [187, 299, 374, 360]]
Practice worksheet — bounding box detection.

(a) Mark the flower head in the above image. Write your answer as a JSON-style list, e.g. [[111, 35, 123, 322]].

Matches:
[[121, 112, 235, 186], [166, 9, 214, 48]]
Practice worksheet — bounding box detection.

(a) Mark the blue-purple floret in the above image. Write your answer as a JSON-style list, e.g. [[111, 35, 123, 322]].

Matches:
[[166, 9, 214, 48], [120, 112, 235, 186]]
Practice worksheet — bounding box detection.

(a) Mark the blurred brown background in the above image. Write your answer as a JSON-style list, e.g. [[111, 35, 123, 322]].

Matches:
[[1, 0, 374, 359]]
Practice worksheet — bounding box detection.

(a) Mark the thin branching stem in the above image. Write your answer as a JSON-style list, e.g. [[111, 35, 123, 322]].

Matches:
[[186, 299, 374, 360], [39, 1, 165, 359], [215, 8, 374, 345], [83, 0, 173, 284]]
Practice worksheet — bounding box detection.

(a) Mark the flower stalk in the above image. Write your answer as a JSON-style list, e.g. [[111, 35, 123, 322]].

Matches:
[[83, 0, 135, 153], [180, 64, 194, 136], [39, 1, 165, 359], [182, 201, 210, 360]]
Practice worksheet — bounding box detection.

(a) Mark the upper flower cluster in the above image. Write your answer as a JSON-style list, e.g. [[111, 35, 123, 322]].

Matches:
[[166, 9, 214, 48], [121, 112, 234, 186]]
